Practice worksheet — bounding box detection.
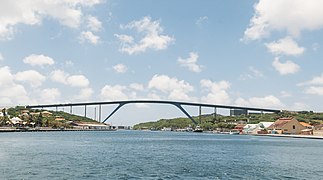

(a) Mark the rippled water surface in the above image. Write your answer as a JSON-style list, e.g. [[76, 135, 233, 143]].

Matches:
[[1, 131, 323, 179]]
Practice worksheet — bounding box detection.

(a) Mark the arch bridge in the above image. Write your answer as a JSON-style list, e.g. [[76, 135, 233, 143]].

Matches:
[[26, 100, 281, 125]]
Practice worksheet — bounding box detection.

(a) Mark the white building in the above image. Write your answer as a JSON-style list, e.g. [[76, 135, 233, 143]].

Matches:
[[10, 117, 23, 125], [243, 124, 258, 134], [243, 122, 274, 134]]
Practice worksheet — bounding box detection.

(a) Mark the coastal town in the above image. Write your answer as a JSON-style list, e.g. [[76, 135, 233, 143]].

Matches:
[[0, 107, 114, 132], [2, 106, 323, 139], [134, 110, 323, 138]]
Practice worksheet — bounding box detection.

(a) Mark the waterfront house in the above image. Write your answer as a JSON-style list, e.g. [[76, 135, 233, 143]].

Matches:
[[267, 117, 305, 134], [299, 122, 314, 135], [9, 117, 23, 125], [256, 122, 274, 134], [30, 112, 41, 116], [242, 124, 258, 134], [70, 122, 111, 130], [299, 122, 313, 129], [55, 116, 65, 121], [232, 124, 246, 133], [243, 122, 274, 134], [41, 111, 52, 117]]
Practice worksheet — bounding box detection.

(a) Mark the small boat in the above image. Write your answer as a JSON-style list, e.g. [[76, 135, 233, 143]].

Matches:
[[193, 126, 203, 132], [229, 130, 240, 135]]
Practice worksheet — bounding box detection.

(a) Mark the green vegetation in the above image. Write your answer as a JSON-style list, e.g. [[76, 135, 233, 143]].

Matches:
[[1, 106, 96, 128], [133, 111, 323, 130]]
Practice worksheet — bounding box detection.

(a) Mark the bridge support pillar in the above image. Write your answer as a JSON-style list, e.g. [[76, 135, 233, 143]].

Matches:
[[102, 103, 126, 123], [173, 103, 198, 125], [99, 104, 102, 123], [94, 107, 97, 121], [199, 106, 202, 124], [214, 107, 217, 121], [84, 105, 87, 117]]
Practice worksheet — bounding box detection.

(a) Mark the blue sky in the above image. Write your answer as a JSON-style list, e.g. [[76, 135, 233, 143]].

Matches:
[[1, 0, 323, 125]]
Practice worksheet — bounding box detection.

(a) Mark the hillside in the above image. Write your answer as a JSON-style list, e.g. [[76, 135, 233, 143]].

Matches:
[[133, 111, 323, 130], [1, 106, 97, 128]]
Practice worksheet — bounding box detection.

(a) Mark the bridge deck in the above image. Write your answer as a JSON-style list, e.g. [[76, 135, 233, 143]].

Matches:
[[26, 100, 281, 113], [26, 100, 282, 125]]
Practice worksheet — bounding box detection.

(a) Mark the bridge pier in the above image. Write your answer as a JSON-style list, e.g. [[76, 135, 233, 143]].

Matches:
[[199, 106, 202, 124], [173, 103, 198, 125], [84, 105, 87, 117], [102, 103, 126, 123], [214, 107, 217, 121], [99, 104, 102, 123]]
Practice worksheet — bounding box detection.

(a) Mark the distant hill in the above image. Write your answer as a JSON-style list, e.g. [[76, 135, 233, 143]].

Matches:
[[133, 111, 323, 130], [0, 106, 97, 128], [6, 106, 96, 123]]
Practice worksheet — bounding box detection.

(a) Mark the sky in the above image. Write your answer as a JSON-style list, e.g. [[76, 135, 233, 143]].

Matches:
[[1, 0, 323, 125]]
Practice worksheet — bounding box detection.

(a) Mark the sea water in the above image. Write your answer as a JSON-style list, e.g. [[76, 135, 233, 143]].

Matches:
[[0, 130, 322, 179]]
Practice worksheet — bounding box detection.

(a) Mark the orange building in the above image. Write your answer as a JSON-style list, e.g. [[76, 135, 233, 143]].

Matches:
[[267, 117, 305, 135]]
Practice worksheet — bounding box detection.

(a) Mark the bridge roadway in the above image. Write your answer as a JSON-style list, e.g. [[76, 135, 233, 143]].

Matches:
[[26, 100, 281, 125]]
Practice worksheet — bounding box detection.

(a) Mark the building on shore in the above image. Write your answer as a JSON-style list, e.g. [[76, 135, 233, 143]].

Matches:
[[267, 117, 305, 135], [299, 122, 314, 135], [9, 117, 23, 125], [55, 116, 66, 121], [242, 122, 274, 134], [243, 124, 258, 134], [70, 122, 111, 130], [41, 111, 53, 117], [232, 124, 246, 133]]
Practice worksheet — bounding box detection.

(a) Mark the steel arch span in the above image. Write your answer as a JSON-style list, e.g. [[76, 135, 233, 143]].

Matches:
[[26, 100, 281, 125]]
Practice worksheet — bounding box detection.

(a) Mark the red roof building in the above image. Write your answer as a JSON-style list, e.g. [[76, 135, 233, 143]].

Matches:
[[267, 117, 305, 134]]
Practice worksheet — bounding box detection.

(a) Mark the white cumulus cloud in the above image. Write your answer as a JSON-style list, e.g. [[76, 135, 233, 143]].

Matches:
[[298, 73, 323, 96], [200, 79, 231, 105], [243, 0, 323, 41], [304, 86, 323, 96], [148, 74, 194, 101], [298, 73, 323, 86], [265, 36, 305, 56], [79, 31, 100, 45], [67, 75, 90, 87], [50, 70, 69, 84], [115, 16, 175, 55], [177, 52, 203, 72], [113, 64, 128, 73], [272, 57, 300, 75], [239, 66, 264, 80], [23, 54, 55, 67], [40, 88, 61, 104], [74, 87, 94, 100], [50, 69, 89, 87], [0, 0, 102, 40], [235, 95, 284, 109], [15, 70, 46, 87], [0, 66, 29, 105], [86, 15, 102, 32], [129, 83, 144, 91], [100, 85, 128, 101]]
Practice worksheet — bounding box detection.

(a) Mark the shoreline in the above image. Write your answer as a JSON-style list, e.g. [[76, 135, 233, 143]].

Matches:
[[251, 133, 323, 140], [2, 128, 323, 140], [0, 128, 117, 133]]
